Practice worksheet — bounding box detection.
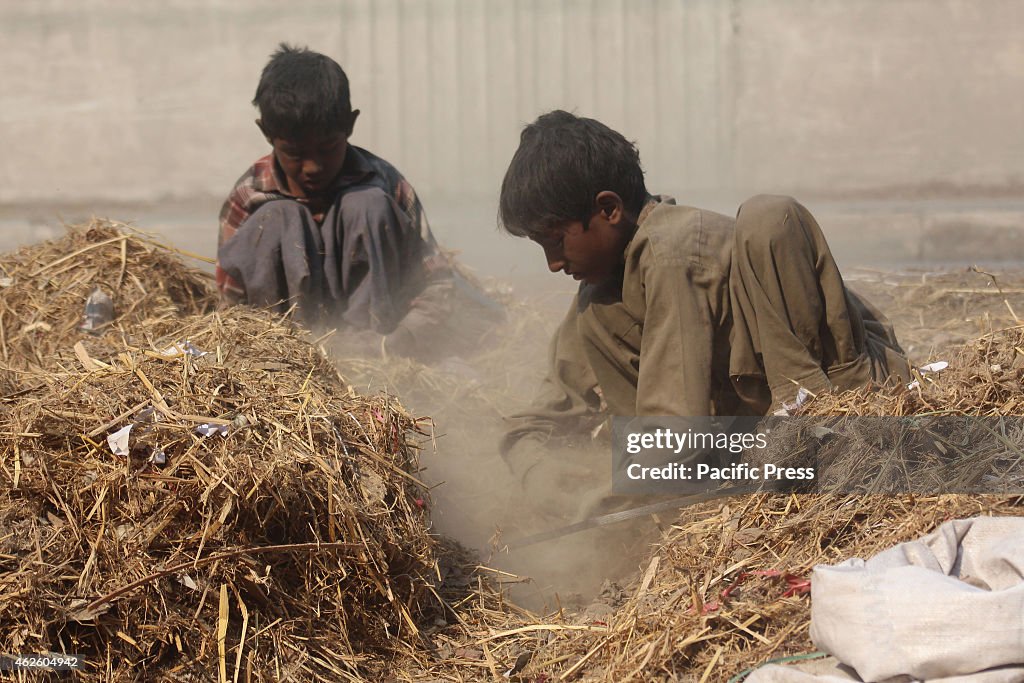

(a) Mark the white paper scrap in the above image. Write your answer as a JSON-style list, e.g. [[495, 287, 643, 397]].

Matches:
[[775, 386, 814, 416], [919, 361, 949, 374], [195, 423, 229, 437], [159, 341, 209, 358], [107, 424, 132, 456], [908, 360, 950, 390]]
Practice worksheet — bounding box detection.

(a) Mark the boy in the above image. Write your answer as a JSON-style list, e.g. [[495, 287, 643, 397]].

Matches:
[[498, 111, 911, 485], [217, 44, 496, 359]]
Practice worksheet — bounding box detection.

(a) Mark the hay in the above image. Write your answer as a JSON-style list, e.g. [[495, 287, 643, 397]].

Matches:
[[4, 221, 1022, 682], [801, 325, 1024, 417], [713, 326, 1024, 497], [0, 306, 438, 681], [596, 493, 1023, 681], [414, 493, 1022, 681], [0, 218, 215, 370], [302, 281, 1024, 681]]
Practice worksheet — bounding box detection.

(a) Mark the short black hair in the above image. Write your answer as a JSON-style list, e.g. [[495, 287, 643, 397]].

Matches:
[[498, 110, 648, 239], [253, 43, 354, 140]]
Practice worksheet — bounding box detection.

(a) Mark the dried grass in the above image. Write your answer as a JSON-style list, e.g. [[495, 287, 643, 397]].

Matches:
[[0, 224, 440, 680], [1, 307, 437, 680], [415, 493, 1022, 682], [0, 219, 215, 370], [803, 325, 1024, 417], [414, 322, 1024, 682]]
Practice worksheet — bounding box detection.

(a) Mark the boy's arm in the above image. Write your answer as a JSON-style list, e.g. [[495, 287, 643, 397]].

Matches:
[[500, 299, 604, 478], [336, 188, 453, 349], [377, 268, 454, 357], [635, 257, 718, 416]]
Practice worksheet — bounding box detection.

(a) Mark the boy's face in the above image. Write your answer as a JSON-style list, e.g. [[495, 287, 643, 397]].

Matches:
[[269, 131, 349, 198], [532, 192, 634, 286], [258, 112, 359, 198]]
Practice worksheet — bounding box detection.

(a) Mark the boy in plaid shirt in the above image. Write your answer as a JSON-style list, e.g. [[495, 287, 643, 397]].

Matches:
[[217, 44, 495, 359]]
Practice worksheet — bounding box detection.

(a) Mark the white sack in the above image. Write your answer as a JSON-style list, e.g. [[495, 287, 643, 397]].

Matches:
[[748, 659, 1024, 683], [746, 517, 1024, 683]]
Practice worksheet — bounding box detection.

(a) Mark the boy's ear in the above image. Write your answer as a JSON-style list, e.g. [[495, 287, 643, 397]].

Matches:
[[255, 119, 272, 143], [595, 191, 625, 225], [343, 109, 360, 137]]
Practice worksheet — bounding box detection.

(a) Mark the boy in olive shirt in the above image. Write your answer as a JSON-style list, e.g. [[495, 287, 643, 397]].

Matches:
[[498, 111, 910, 487]]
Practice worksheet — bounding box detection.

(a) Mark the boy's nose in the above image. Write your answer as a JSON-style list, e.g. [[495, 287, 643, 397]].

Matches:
[[547, 258, 566, 273], [303, 159, 323, 175], [543, 245, 565, 273]]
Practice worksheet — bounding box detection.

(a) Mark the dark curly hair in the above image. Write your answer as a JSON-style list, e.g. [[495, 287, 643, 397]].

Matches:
[[498, 110, 648, 239], [253, 43, 355, 139]]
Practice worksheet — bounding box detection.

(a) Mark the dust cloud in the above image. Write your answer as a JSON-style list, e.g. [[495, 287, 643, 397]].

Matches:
[[322, 285, 658, 612]]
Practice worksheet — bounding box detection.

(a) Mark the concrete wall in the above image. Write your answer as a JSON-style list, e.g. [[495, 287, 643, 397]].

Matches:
[[733, 0, 1024, 196], [2, 0, 1022, 207]]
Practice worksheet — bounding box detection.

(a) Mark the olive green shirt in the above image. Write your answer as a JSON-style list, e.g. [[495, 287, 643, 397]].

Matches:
[[502, 196, 908, 457]]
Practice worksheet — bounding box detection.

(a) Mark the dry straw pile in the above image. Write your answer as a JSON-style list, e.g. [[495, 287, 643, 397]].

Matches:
[[0, 219, 215, 370], [740, 326, 1024, 496], [806, 325, 1024, 417], [0, 223, 439, 681], [845, 267, 1024, 360]]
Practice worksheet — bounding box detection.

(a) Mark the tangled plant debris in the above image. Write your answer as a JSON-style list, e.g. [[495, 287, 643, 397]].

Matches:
[[2, 221, 1024, 681]]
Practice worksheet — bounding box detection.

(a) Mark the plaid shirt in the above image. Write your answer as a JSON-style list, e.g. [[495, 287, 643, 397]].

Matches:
[[216, 145, 446, 300]]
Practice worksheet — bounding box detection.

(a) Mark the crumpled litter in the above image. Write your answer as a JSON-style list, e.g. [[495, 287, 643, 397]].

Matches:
[[919, 360, 949, 373], [195, 423, 229, 437], [107, 424, 132, 456], [774, 387, 813, 416], [105, 409, 167, 465], [908, 360, 950, 390], [158, 341, 208, 358]]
